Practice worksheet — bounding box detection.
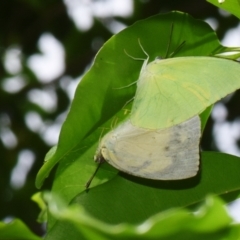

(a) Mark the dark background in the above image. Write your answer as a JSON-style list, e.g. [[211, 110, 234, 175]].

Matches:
[[1, 0, 240, 236]]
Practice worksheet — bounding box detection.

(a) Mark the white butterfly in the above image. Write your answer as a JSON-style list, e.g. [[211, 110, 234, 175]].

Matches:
[[94, 116, 200, 180]]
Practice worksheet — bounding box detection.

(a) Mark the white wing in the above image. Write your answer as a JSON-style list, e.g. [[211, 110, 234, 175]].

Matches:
[[95, 116, 200, 180]]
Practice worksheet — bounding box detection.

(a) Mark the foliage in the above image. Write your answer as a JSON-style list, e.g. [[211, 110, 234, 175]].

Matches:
[[42, 9, 240, 240], [0, 219, 41, 240], [43, 193, 240, 240], [2, 1, 240, 239]]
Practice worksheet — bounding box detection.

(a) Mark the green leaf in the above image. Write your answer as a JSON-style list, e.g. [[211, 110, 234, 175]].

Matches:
[[44, 194, 239, 240], [72, 152, 240, 224], [0, 219, 41, 240], [36, 11, 231, 188], [44, 146, 57, 164], [207, 0, 240, 19], [37, 11, 240, 228], [31, 192, 48, 223]]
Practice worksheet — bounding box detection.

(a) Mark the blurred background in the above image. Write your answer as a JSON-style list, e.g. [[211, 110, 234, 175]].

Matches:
[[1, 0, 240, 236]]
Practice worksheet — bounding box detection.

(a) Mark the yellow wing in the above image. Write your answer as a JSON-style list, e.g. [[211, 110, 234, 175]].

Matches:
[[131, 56, 240, 129]]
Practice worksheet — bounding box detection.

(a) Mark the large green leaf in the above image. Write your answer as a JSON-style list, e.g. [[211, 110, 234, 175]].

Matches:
[[36, 11, 232, 188], [36, 11, 240, 230], [72, 152, 240, 224]]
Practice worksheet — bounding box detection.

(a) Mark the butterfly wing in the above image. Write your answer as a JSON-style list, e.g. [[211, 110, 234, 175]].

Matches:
[[100, 116, 200, 180], [131, 57, 240, 129]]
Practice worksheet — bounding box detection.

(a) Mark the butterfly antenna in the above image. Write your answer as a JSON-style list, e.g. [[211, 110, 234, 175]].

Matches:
[[124, 49, 146, 61], [164, 23, 174, 58], [116, 45, 147, 90], [164, 23, 186, 59], [138, 39, 149, 59], [113, 80, 138, 90], [168, 41, 186, 58], [119, 96, 134, 111], [85, 160, 104, 189]]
